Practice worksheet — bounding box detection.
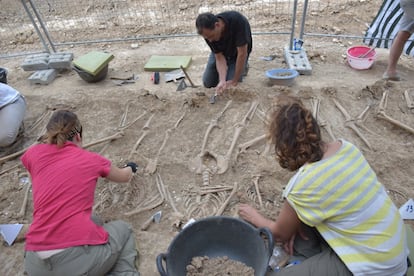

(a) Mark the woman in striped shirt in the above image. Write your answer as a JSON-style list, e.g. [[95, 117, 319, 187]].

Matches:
[[238, 96, 409, 276]]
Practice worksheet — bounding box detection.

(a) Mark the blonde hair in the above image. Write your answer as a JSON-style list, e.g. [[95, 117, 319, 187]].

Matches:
[[41, 110, 82, 147]]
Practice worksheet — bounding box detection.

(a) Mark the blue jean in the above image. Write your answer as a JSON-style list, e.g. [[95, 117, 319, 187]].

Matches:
[[202, 52, 249, 88]]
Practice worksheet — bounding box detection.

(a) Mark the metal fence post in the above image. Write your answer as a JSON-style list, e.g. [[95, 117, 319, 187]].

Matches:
[[20, 0, 52, 54]]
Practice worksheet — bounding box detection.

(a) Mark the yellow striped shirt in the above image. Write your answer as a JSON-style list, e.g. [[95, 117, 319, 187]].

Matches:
[[284, 140, 409, 275]]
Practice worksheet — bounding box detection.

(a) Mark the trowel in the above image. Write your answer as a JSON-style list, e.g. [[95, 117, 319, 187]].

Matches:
[[140, 210, 162, 231]]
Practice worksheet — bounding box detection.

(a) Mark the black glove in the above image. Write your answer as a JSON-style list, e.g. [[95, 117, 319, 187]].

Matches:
[[125, 162, 138, 173]]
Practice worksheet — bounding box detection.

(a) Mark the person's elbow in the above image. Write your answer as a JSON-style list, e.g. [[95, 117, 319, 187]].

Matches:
[[106, 165, 133, 183]]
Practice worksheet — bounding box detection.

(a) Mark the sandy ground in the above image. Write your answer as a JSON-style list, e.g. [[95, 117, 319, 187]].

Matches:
[[0, 32, 413, 275]]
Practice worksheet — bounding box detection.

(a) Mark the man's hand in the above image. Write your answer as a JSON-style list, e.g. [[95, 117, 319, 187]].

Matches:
[[215, 80, 227, 94], [215, 80, 237, 95]]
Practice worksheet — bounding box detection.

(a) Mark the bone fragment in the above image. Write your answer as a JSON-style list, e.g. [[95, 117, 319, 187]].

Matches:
[[333, 98, 372, 150], [145, 129, 171, 174], [376, 91, 414, 135], [238, 134, 266, 154], [0, 164, 20, 176], [404, 90, 414, 109], [145, 111, 186, 174], [189, 100, 232, 174], [253, 176, 263, 209], [215, 182, 238, 216], [124, 174, 164, 216], [216, 102, 258, 174], [83, 131, 124, 149], [202, 168, 211, 186], [127, 114, 154, 160], [17, 178, 31, 218]]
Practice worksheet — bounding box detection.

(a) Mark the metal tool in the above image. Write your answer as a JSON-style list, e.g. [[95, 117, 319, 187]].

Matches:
[[358, 47, 376, 58], [140, 210, 162, 231], [176, 79, 187, 91], [180, 65, 198, 88], [209, 92, 218, 104]]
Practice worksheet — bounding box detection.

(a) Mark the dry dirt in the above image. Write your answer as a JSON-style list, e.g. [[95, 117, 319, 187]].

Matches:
[[0, 20, 414, 276]]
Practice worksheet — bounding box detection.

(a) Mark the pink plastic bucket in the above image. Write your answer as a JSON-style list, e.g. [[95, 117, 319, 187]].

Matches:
[[346, 45, 377, 70]]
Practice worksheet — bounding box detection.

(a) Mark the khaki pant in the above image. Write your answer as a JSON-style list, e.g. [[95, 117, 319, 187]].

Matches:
[[24, 220, 139, 276], [0, 95, 26, 147], [267, 225, 352, 276]]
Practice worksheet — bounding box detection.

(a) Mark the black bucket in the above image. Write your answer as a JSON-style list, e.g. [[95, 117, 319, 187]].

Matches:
[[0, 68, 7, 84], [156, 216, 274, 276]]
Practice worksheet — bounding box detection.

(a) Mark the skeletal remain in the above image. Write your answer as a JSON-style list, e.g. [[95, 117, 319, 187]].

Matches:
[[376, 91, 414, 135], [27, 109, 52, 134], [124, 174, 164, 216], [253, 176, 264, 209], [202, 168, 211, 186], [0, 163, 20, 176], [189, 100, 232, 174], [311, 97, 336, 141], [83, 131, 124, 149], [156, 172, 182, 216], [145, 129, 171, 174], [404, 90, 414, 109], [237, 134, 266, 157], [216, 102, 258, 174], [145, 111, 186, 174], [0, 143, 37, 165], [17, 177, 31, 218], [215, 182, 238, 216], [127, 114, 155, 160], [119, 111, 148, 131], [255, 108, 269, 124], [332, 98, 373, 150]]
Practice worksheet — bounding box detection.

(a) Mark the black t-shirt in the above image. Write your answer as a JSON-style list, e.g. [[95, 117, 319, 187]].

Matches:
[[206, 11, 252, 61]]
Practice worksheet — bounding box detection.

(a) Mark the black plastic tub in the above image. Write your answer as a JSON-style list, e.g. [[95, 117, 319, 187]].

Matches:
[[0, 67, 7, 84], [72, 64, 108, 83], [156, 216, 274, 276]]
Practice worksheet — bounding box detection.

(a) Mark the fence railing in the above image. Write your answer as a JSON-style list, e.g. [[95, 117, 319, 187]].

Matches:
[[0, 0, 384, 59]]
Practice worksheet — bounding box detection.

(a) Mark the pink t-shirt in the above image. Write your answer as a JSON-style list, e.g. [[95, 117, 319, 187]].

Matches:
[[21, 142, 111, 251]]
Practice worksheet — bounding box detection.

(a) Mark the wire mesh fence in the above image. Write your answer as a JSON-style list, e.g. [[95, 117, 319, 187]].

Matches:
[[0, 0, 384, 58]]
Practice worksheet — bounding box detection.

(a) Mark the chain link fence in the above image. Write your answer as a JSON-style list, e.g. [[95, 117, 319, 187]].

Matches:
[[0, 0, 383, 58]]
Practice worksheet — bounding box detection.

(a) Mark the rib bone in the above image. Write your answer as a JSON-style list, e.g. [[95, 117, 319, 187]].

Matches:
[[215, 182, 238, 216]]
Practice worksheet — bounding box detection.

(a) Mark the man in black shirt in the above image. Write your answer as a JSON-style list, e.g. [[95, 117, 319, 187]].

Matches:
[[196, 11, 252, 94]]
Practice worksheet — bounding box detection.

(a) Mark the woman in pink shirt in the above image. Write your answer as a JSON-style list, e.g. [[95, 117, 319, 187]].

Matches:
[[21, 110, 139, 276]]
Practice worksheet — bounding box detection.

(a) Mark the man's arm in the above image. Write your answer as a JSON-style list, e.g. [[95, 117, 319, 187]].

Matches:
[[230, 44, 248, 86], [215, 52, 228, 94]]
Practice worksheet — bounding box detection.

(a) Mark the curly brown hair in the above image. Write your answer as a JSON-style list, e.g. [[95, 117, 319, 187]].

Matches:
[[268, 96, 324, 171]]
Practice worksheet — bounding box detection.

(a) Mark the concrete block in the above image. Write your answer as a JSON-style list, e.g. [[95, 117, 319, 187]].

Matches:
[[48, 52, 74, 70], [284, 47, 312, 75], [28, 69, 57, 85], [21, 53, 50, 71]]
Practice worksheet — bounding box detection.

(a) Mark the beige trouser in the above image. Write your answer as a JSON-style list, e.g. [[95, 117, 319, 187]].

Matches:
[[24, 220, 139, 276], [267, 225, 352, 276], [0, 95, 26, 147]]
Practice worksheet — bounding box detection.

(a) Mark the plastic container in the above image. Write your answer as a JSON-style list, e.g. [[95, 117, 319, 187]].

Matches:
[[0, 67, 7, 84], [156, 216, 274, 276], [73, 64, 108, 83], [265, 68, 299, 86], [346, 45, 377, 70]]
